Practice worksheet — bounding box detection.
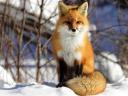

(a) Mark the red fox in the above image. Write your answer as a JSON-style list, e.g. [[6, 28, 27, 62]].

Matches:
[[51, 1, 94, 87]]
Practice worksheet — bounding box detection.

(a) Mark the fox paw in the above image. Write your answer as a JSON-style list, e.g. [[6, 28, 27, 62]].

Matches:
[[56, 82, 65, 87]]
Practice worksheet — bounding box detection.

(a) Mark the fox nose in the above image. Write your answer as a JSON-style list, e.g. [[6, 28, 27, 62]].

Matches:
[[71, 29, 76, 32]]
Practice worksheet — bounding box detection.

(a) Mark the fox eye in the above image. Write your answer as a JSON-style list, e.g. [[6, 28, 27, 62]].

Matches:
[[76, 21, 82, 24], [64, 21, 71, 25]]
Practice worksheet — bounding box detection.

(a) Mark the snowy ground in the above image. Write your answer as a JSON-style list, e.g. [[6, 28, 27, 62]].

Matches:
[[0, 79, 128, 96], [0, 63, 128, 96], [0, 64, 127, 96], [0, 84, 78, 96]]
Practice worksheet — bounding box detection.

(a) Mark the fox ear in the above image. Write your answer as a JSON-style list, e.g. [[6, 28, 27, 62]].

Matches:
[[78, 2, 88, 16], [58, 1, 68, 16]]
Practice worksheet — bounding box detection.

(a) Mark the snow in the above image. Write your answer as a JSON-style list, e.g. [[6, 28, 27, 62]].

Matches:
[[0, 65, 128, 96], [97, 78, 128, 96], [0, 66, 77, 96], [0, 83, 78, 96], [95, 52, 125, 83], [0, 79, 128, 96], [0, 59, 58, 84], [0, 66, 16, 88]]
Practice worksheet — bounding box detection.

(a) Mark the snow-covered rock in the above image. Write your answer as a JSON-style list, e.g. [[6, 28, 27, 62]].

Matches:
[[95, 52, 125, 83]]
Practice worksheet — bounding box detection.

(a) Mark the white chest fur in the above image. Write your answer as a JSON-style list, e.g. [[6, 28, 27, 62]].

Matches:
[[57, 30, 85, 66], [57, 50, 82, 66]]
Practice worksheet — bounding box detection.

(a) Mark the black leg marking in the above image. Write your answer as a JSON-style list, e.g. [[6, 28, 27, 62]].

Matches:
[[78, 64, 83, 76], [58, 59, 67, 83], [74, 60, 83, 77], [67, 66, 76, 79], [57, 59, 77, 87], [57, 59, 83, 87]]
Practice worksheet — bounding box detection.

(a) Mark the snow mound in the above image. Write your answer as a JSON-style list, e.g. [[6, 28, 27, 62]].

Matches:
[[95, 52, 125, 83], [0, 66, 16, 88]]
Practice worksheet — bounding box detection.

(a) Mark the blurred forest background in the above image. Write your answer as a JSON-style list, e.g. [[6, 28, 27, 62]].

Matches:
[[0, 0, 128, 83]]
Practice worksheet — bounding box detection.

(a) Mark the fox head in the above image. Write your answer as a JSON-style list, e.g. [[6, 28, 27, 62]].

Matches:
[[56, 1, 90, 36]]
